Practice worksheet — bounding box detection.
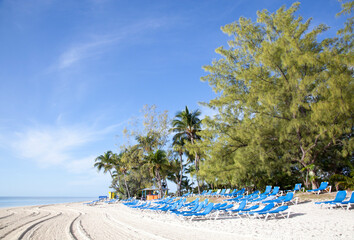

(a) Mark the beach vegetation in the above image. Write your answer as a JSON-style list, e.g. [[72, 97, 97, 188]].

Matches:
[[94, 1, 353, 197], [171, 106, 203, 194], [199, 1, 353, 190]]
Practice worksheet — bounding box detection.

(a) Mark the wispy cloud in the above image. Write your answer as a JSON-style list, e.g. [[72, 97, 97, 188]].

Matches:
[[54, 18, 168, 70], [9, 122, 122, 172], [57, 36, 120, 69]]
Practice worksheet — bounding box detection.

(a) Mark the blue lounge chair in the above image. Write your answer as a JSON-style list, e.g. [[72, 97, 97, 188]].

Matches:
[[337, 192, 354, 210], [169, 198, 187, 212], [123, 200, 139, 206], [174, 202, 201, 215], [137, 202, 152, 209], [130, 202, 147, 208], [182, 192, 191, 197], [84, 200, 100, 206], [268, 186, 280, 196], [217, 189, 226, 197], [175, 199, 208, 215], [210, 189, 221, 196], [224, 195, 243, 202], [239, 203, 275, 217], [181, 203, 215, 221], [286, 183, 302, 193], [218, 203, 233, 211], [307, 181, 331, 194], [315, 190, 347, 208], [227, 200, 247, 213], [234, 191, 260, 202], [224, 189, 237, 197], [234, 188, 246, 196], [174, 202, 201, 214], [260, 186, 272, 196], [213, 203, 234, 220], [263, 192, 298, 205], [184, 198, 199, 207], [248, 195, 268, 203], [213, 202, 227, 209], [221, 189, 231, 196], [227, 202, 259, 217], [258, 205, 290, 220]]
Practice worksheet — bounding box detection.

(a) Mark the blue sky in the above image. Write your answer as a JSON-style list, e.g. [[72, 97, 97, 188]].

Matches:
[[0, 0, 346, 197]]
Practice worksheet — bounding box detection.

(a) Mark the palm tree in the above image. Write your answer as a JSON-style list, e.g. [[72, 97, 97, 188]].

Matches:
[[94, 151, 114, 177], [172, 136, 187, 196], [171, 106, 202, 194], [112, 152, 130, 198], [136, 132, 158, 153], [145, 150, 170, 198], [94, 151, 119, 189]]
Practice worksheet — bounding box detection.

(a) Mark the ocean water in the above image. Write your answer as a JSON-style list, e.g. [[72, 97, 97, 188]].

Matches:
[[0, 196, 95, 208]]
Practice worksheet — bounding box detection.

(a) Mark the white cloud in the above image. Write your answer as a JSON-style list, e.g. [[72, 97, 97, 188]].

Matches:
[[57, 36, 121, 69], [54, 18, 168, 70], [68, 172, 111, 187], [10, 122, 121, 170], [65, 155, 97, 174]]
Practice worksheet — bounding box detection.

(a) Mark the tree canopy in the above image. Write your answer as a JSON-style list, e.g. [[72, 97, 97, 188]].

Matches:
[[94, 2, 353, 198], [199, 2, 353, 189]]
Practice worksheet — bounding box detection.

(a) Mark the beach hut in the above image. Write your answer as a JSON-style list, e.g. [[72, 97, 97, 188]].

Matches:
[[141, 186, 169, 200]]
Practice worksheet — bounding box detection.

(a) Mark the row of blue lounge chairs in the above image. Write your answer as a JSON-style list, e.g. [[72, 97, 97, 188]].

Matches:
[[196, 188, 246, 198], [184, 181, 331, 199], [192, 184, 304, 199], [122, 195, 292, 221], [224, 190, 298, 206], [315, 191, 354, 210]]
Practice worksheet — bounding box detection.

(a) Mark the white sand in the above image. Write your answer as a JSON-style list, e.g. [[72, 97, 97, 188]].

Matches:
[[0, 200, 353, 240]]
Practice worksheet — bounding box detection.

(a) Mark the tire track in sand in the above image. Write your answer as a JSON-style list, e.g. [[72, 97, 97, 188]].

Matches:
[[103, 213, 140, 239], [0, 211, 41, 231], [69, 213, 92, 240], [18, 213, 62, 240], [0, 213, 51, 239], [105, 212, 169, 240], [0, 212, 14, 220]]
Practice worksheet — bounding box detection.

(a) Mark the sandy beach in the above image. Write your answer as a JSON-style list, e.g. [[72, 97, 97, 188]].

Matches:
[[0, 199, 353, 240]]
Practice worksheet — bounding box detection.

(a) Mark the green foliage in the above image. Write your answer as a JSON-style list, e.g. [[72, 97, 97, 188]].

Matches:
[[200, 2, 353, 189], [171, 106, 203, 193], [94, 3, 353, 195], [330, 174, 354, 190]]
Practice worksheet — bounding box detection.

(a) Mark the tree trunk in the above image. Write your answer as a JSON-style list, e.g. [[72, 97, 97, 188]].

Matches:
[[195, 156, 201, 194], [123, 173, 130, 198], [190, 137, 201, 194], [156, 169, 163, 198], [178, 152, 183, 196], [304, 169, 309, 189], [309, 169, 318, 189]]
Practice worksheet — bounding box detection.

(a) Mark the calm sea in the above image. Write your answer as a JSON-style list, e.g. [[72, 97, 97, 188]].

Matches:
[[0, 197, 95, 208]]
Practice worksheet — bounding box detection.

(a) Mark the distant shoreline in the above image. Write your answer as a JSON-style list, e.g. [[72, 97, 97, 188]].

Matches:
[[0, 196, 94, 209]]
